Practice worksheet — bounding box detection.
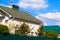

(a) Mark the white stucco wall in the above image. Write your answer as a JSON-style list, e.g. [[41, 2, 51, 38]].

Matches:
[[0, 16, 9, 25], [0, 16, 42, 36]]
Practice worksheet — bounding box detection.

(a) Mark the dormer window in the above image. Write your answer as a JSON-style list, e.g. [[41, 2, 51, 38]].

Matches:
[[0, 11, 5, 18], [0, 14, 5, 22]]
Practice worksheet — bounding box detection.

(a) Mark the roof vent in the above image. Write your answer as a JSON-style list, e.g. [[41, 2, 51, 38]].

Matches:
[[12, 5, 19, 10]]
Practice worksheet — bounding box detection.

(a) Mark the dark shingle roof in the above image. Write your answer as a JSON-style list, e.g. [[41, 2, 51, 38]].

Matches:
[[0, 6, 42, 24]]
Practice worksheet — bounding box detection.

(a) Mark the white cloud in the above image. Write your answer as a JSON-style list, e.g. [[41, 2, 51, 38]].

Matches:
[[44, 22, 48, 26], [36, 15, 48, 26], [6, 6, 12, 8], [18, 0, 48, 9], [0, 4, 12, 8], [35, 12, 60, 25], [56, 22, 60, 26]]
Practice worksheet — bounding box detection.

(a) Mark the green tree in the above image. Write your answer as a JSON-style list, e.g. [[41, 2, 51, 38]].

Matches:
[[37, 25, 44, 37], [0, 24, 9, 36], [18, 22, 30, 35], [45, 30, 58, 40]]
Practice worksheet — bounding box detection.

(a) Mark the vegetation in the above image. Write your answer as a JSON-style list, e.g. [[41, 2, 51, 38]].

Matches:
[[15, 29, 20, 35], [8, 22, 15, 31], [17, 22, 30, 35], [0, 23, 58, 40], [37, 25, 44, 37], [45, 30, 58, 40], [0, 24, 9, 36], [37, 25, 58, 40]]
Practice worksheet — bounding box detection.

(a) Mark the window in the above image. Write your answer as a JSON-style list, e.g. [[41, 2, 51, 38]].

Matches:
[[0, 16, 4, 22], [0, 12, 5, 22]]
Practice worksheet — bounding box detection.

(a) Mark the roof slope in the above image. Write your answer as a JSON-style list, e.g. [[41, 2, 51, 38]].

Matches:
[[0, 6, 42, 24], [0, 11, 2, 14]]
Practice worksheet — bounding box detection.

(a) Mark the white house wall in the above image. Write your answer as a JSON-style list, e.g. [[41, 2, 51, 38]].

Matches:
[[0, 16, 9, 25], [0, 16, 42, 36]]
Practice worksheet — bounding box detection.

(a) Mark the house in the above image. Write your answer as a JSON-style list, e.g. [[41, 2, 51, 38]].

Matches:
[[0, 5, 43, 36]]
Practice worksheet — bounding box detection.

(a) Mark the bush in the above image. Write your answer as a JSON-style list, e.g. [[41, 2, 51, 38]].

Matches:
[[0, 24, 9, 36], [45, 30, 58, 40], [18, 22, 30, 35], [37, 25, 44, 36]]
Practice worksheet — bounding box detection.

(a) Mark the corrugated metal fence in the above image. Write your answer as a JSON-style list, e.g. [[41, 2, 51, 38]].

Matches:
[[0, 34, 60, 40]]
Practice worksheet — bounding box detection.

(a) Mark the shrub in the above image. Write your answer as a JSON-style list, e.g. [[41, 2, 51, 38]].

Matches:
[[18, 22, 30, 35], [37, 25, 44, 37], [45, 30, 58, 40], [0, 24, 9, 36]]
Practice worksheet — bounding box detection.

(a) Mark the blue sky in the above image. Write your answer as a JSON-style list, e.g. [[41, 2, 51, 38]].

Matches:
[[0, 0, 60, 26]]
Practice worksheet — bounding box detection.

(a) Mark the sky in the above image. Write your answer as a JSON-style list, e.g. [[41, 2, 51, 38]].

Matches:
[[0, 0, 60, 26]]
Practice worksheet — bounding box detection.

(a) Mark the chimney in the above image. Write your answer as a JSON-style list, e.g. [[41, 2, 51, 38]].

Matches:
[[12, 5, 19, 10], [10, 0, 19, 10]]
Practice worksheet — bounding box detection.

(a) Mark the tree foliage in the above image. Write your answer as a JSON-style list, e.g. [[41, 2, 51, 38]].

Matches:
[[37, 25, 58, 39], [37, 25, 44, 36], [18, 22, 30, 35], [0, 24, 9, 36], [45, 30, 58, 40]]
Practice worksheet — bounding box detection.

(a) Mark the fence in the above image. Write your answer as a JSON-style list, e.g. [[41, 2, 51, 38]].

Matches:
[[0, 34, 60, 40]]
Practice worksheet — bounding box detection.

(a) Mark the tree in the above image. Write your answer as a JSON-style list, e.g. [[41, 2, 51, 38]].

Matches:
[[37, 25, 44, 37], [0, 24, 9, 36], [18, 22, 30, 35], [45, 30, 58, 40]]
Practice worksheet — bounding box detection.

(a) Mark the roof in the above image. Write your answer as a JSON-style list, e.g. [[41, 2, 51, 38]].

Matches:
[[0, 6, 42, 24], [0, 11, 3, 14], [44, 25, 60, 34]]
